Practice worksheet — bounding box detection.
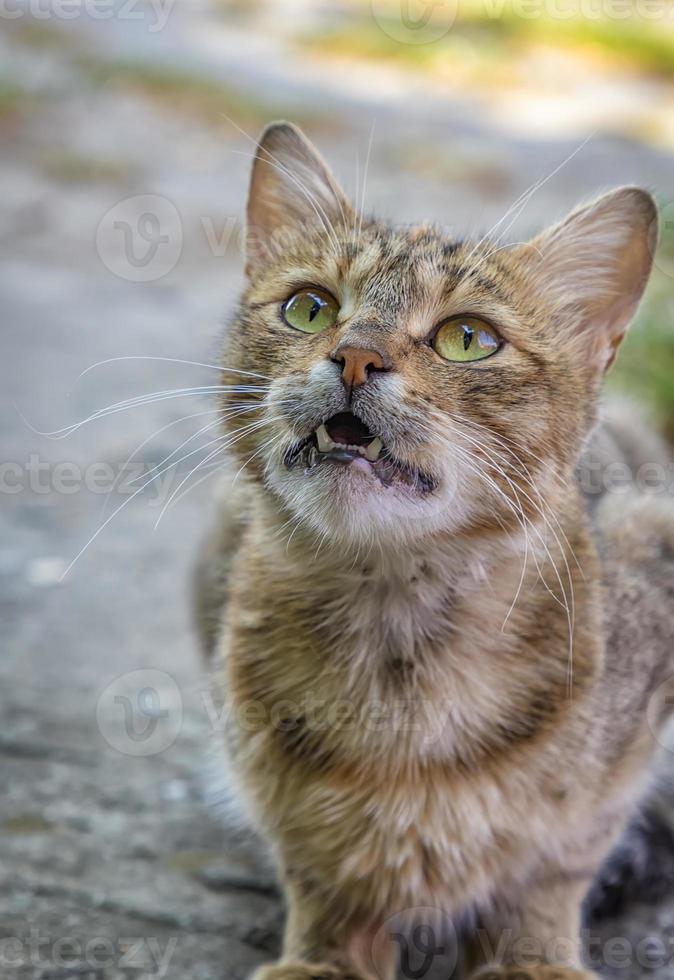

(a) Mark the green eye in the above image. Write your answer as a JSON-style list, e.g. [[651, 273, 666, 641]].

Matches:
[[433, 316, 501, 363], [282, 288, 339, 334]]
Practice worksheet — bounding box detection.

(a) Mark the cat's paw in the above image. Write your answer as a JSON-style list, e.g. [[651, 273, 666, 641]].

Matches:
[[251, 962, 368, 980], [475, 967, 597, 980]]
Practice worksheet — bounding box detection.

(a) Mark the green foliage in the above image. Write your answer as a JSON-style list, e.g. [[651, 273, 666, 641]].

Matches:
[[296, 5, 674, 78]]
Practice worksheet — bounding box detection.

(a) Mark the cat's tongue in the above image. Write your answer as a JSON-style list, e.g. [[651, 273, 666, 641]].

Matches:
[[325, 412, 374, 447]]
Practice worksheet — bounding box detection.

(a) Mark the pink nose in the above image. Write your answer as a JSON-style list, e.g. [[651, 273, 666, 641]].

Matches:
[[332, 346, 387, 388]]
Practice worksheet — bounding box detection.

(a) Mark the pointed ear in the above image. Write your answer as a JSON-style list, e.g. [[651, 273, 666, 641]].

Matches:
[[527, 187, 657, 372], [245, 121, 353, 277]]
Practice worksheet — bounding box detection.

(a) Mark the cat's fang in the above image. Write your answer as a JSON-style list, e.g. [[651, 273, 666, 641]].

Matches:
[[314, 423, 383, 461], [315, 423, 334, 453], [364, 437, 383, 462]]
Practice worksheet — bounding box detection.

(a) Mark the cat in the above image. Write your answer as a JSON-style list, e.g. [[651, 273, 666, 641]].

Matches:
[[193, 121, 674, 980]]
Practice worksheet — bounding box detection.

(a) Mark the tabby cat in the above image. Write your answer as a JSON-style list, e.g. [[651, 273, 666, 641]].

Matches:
[[193, 122, 674, 980]]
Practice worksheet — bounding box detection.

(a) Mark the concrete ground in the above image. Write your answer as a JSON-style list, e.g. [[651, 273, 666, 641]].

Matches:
[[1, 3, 674, 978]]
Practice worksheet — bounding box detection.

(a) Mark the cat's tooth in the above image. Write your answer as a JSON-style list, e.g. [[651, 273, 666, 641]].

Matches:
[[315, 424, 333, 453], [364, 437, 383, 462]]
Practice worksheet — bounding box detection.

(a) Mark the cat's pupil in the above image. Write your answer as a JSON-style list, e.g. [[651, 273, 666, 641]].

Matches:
[[309, 298, 322, 322], [462, 325, 473, 351]]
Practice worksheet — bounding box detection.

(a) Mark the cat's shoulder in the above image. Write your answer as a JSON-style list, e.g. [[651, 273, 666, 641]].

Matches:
[[192, 472, 253, 657], [580, 402, 674, 663]]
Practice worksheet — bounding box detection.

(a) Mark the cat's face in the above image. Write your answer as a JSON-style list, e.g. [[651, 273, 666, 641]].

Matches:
[[221, 123, 656, 548]]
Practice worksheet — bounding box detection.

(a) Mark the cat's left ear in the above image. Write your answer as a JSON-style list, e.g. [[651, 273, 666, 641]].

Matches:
[[526, 187, 657, 372], [245, 121, 354, 277]]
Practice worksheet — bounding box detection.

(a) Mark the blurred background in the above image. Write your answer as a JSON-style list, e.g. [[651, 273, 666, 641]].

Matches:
[[2, 1, 674, 978]]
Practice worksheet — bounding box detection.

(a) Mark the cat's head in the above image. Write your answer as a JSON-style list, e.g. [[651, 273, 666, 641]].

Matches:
[[222, 122, 656, 548]]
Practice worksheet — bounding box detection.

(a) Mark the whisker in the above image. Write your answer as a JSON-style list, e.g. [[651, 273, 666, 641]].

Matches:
[[153, 416, 284, 527], [75, 356, 272, 383], [461, 133, 594, 280], [18, 386, 269, 440], [228, 141, 343, 259], [60, 416, 282, 578], [98, 407, 225, 519], [357, 119, 376, 243], [127, 403, 271, 487]]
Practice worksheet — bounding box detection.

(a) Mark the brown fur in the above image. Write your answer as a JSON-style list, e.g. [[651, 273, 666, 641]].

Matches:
[[193, 123, 674, 980]]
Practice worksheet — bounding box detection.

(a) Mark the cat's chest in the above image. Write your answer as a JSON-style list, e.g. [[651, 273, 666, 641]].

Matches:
[[322, 556, 458, 666]]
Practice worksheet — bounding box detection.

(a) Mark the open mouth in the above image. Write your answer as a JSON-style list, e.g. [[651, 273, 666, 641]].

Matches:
[[283, 412, 436, 493]]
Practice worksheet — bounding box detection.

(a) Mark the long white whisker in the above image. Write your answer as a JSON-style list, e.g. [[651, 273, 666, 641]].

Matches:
[[18, 386, 269, 440], [98, 407, 225, 520], [76, 356, 272, 382], [153, 416, 284, 527], [461, 133, 594, 278]]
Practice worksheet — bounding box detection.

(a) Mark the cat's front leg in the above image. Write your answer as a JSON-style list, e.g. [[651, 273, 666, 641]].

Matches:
[[466, 874, 599, 980], [251, 878, 394, 980]]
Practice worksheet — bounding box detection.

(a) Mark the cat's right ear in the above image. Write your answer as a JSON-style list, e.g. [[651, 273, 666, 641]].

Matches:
[[245, 121, 353, 277]]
